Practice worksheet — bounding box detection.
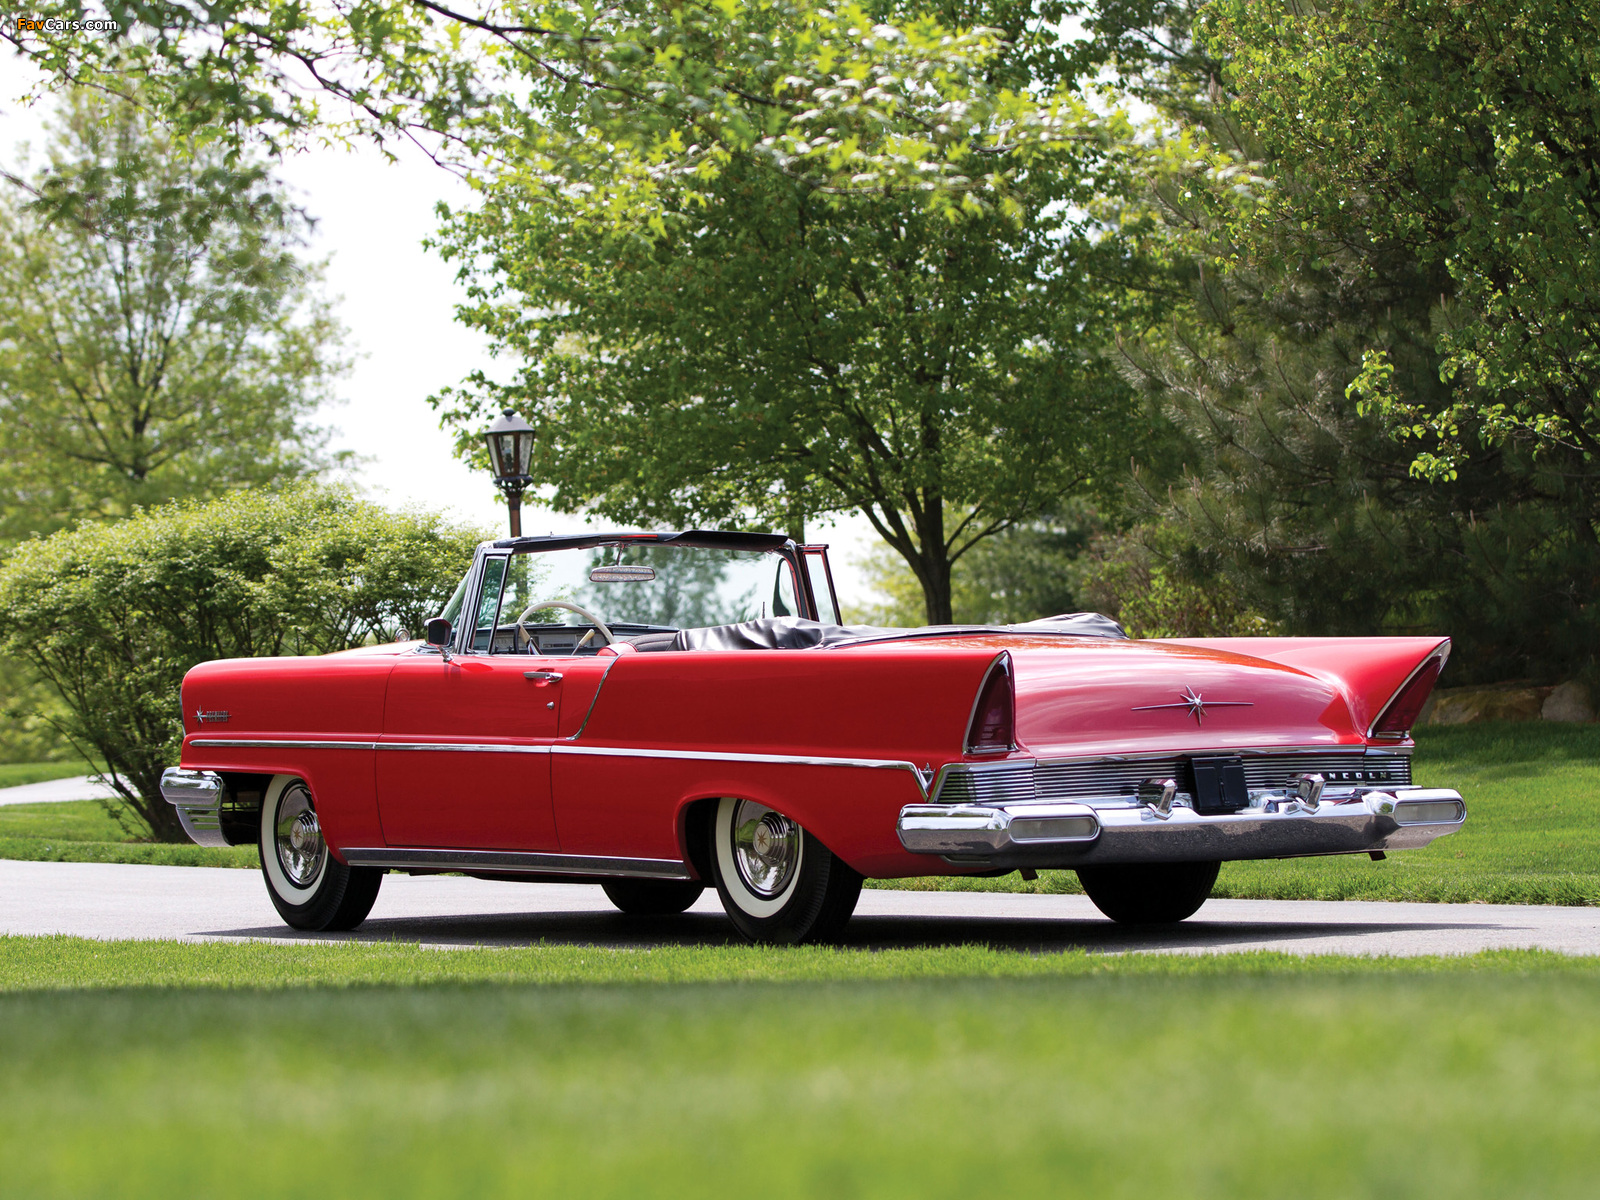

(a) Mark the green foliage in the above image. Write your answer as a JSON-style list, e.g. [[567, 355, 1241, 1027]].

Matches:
[[856, 503, 1104, 625], [1207, 0, 1600, 488], [0, 90, 349, 544], [1069, 526, 1276, 638], [0, 485, 482, 840], [1045, 1, 1599, 682], [10, 0, 1124, 217]]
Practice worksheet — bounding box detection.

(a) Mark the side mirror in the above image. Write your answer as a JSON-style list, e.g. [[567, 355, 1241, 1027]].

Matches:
[[425, 617, 453, 648]]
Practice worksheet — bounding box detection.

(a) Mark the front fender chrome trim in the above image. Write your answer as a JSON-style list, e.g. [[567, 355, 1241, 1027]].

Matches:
[[341, 847, 693, 880], [191, 738, 554, 755], [191, 738, 379, 750]]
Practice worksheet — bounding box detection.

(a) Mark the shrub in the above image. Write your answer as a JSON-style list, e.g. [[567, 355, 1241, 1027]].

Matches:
[[0, 486, 484, 840], [1074, 530, 1279, 639]]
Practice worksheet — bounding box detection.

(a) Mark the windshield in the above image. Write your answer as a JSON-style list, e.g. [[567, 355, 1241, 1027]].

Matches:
[[469, 542, 805, 654]]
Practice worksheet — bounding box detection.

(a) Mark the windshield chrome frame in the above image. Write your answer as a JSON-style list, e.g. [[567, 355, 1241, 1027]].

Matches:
[[451, 533, 814, 657]]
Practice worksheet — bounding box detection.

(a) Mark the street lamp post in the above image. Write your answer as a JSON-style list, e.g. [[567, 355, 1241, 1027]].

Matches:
[[484, 408, 535, 538]]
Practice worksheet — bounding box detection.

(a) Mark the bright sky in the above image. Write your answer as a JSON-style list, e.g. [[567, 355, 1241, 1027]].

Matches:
[[0, 53, 878, 600]]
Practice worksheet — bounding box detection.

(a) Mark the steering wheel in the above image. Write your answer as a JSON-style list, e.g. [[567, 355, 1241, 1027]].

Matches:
[[514, 599, 615, 655]]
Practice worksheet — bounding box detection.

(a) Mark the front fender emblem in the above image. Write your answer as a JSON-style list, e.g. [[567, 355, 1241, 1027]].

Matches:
[[195, 709, 231, 725], [1131, 686, 1252, 726]]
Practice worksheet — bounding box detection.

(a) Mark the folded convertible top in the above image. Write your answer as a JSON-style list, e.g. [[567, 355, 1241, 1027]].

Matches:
[[666, 613, 1128, 652]]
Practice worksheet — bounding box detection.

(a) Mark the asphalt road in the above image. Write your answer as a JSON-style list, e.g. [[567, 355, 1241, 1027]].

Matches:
[[3, 859, 1597, 955]]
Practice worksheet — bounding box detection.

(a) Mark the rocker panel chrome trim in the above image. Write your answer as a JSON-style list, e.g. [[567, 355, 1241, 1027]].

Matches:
[[342, 847, 692, 880]]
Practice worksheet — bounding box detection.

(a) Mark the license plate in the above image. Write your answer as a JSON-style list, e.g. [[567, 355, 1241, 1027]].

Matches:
[[1186, 755, 1249, 814]]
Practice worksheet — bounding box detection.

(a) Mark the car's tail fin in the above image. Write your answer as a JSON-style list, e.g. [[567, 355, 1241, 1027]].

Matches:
[[1156, 636, 1451, 739]]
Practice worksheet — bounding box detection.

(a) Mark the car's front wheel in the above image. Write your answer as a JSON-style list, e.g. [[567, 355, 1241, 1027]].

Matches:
[[601, 878, 705, 915], [1075, 860, 1220, 924], [258, 774, 384, 931], [709, 797, 862, 944]]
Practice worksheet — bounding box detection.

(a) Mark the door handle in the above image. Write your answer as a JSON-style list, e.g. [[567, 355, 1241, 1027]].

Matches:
[[524, 670, 563, 683]]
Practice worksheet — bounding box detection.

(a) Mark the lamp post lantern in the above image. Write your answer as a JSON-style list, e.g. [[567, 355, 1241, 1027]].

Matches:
[[484, 408, 535, 537]]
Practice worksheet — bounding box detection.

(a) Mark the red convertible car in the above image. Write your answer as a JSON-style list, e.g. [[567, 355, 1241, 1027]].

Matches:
[[161, 531, 1464, 942]]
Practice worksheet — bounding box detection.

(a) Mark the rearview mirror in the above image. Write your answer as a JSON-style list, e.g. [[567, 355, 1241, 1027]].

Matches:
[[425, 617, 453, 647], [589, 565, 656, 582]]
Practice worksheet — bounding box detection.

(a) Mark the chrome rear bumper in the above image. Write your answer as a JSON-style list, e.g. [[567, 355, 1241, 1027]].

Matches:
[[897, 788, 1466, 868], [160, 767, 229, 848]]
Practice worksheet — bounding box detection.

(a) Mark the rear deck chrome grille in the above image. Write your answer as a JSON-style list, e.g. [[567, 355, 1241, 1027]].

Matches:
[[934, 751, 1411, 806]]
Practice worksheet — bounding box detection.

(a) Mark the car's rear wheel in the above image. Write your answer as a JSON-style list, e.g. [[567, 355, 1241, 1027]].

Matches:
[[1075, 860, 1220, 924], [601, 878, 705, 915], [709, 797, 862, 944], [258, 774, 383, 931]]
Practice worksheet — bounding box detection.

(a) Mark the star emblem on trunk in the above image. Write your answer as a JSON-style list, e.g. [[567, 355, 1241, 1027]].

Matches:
[[1131, 686, 1253, 726]]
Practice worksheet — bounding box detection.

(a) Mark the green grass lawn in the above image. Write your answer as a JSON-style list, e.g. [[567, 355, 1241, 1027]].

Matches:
[[4, 723, 1599, 899], [2, 938, 1598, 1199], [0, 795, 256, 867]]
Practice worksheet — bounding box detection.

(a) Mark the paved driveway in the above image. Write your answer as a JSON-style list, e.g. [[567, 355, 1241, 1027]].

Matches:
[[2, 859, 1596, 956]]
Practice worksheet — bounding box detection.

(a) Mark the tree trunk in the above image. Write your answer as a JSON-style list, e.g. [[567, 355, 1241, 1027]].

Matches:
[[912, 503, 954, 626], [916, 554, 955, 625]]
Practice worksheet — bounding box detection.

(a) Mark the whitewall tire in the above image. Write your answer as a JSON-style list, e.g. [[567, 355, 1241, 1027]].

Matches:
[[258, 774, 383, 931], [709, 797, 862, 944]]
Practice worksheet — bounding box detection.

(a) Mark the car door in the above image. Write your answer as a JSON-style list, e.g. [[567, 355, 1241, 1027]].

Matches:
[[377, 554, 563, 850]]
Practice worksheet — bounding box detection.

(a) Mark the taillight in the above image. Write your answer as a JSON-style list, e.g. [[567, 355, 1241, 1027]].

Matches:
[[1370, 647, 1448, 738], [966, 654, 1015, 754]]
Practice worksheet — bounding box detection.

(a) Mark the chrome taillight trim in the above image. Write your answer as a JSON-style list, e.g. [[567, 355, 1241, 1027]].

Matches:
[[1368, 641, 1451, 739], [963, 650, 1015, 755]]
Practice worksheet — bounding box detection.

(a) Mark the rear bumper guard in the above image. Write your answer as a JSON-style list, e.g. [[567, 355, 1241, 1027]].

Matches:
[[896, 788, 1466, 868], [160, 767, 229, 848]]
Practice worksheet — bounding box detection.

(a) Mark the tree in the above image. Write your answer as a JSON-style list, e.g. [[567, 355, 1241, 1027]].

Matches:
[[0, 91, 348, 543], [1207, 0, 1600, 514], [6, 0, 1116, 218], [428, 1, 1155, 623], [1016, 0, 1600, 681], [0, 486, 482, 841]]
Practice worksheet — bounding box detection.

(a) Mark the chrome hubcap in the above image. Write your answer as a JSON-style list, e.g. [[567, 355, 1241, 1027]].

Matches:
[[275, 785, 326, 887], [731, 801, 800, 898]]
